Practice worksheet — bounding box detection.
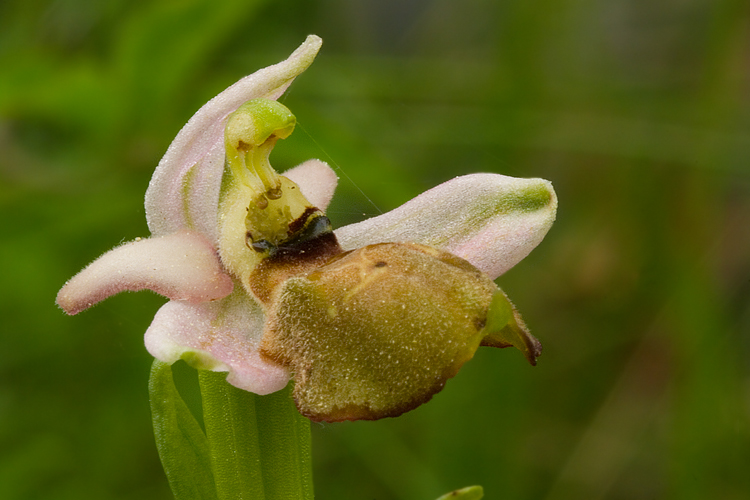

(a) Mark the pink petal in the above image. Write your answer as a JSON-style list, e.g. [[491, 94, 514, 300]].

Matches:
[[56, 231, 233, 315], [282, 159, 338, 212], [145, 35, 323, 243], [145, 295, 290, 395], [335, 174, 557, 279]]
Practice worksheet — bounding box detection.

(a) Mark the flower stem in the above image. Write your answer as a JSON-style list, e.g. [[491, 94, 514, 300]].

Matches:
[[199, 370, 265, 500], [150, 361, 314, 500], [255, 385, 314, 500], [198, 370, 314, 500], [149, 361, 218, 500]]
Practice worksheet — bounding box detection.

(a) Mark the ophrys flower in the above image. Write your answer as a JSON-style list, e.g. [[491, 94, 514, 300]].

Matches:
[[57, 35, 557, 422]]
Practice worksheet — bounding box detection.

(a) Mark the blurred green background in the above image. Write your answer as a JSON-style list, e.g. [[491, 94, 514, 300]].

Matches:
[[1, 0, 749, 498]]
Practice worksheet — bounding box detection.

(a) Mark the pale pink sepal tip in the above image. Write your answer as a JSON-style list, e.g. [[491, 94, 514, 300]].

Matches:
[[335, 173, 557, 279]]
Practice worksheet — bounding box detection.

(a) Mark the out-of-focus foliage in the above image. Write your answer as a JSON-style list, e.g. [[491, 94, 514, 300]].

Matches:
[[1, 0, 749, 499]]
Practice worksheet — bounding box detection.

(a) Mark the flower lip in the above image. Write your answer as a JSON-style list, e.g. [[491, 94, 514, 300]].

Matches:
[[259, 241, 501, 422]]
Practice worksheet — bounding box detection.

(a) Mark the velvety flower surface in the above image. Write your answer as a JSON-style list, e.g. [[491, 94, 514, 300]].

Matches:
[[57, 35, 557, 420]]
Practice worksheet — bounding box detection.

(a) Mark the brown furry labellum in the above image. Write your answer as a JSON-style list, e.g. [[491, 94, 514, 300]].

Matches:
[[253, 225, 540, 422]]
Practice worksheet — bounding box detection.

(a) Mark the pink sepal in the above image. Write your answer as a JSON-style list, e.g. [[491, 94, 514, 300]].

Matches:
[[57, 231, 233, 315], [145, 294, 290, 395], [335, 174, 557, 279]]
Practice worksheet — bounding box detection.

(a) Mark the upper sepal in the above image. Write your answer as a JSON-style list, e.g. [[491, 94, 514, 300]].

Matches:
[[145, 35, 323, 244], [436, 486, 484, 500]]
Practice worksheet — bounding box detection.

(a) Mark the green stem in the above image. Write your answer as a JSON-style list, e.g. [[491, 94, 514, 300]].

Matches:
[[149, 360, 218, 500], [150, 361, 315, 500], [256, 386, 314, 500], [198, 370, 314, 500], [199, 370, 265, 500]]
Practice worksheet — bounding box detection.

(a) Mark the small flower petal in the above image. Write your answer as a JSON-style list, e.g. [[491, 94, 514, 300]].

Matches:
[[282, 159, 338, 212], [335, 173, 557, 279], [56, 231, 233, 315], [145, 35, 323, 243], [145, 292, 289, 395]]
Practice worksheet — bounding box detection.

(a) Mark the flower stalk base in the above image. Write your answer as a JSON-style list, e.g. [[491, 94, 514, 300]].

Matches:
[[150, 361, 313, 500]]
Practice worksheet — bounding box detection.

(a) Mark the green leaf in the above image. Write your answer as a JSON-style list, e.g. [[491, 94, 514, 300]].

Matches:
[[149, 360, 218, 500], [435, 485, 484, 500]]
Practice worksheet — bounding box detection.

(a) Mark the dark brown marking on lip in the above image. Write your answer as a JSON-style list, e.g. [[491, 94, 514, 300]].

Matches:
[[249, 231, 343, 305], [288, 206, 320, 234]]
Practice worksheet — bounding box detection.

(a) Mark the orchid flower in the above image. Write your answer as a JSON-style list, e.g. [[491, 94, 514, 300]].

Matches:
[[57, 35, 557, 422]]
